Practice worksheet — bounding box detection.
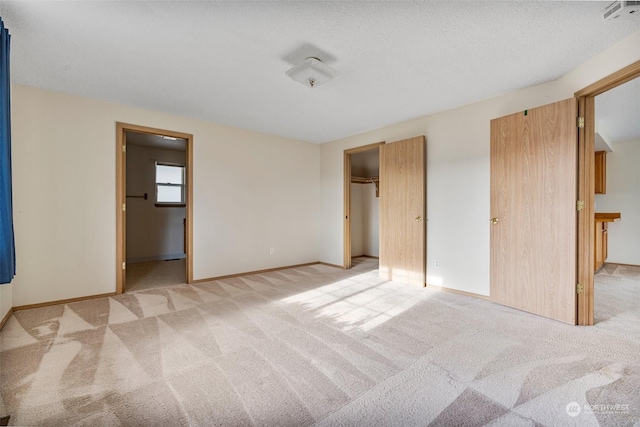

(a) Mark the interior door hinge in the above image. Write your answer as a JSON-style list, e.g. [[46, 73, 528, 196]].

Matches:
[[122, 145, 126, 153], [576, 200, 584, 211], [576, 283, 584, 295], [122, 262, 126, 270], [122, 203, 126, 212], [577, 117, 585, 128]]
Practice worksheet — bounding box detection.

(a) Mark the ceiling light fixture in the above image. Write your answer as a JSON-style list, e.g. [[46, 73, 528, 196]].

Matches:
[[285, 56, 338, 88]]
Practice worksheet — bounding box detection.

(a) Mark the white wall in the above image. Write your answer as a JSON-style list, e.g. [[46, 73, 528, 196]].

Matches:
[[10, 84, 320, 306], [350, 183, 364, 257], [126, 144, 186, 262], [595, 139, 640, 265], [319, 30, 640, 296], [350, 183, 379, 258]]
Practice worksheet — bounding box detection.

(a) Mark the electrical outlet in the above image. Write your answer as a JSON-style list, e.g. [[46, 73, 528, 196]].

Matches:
[[269, 248, 274, 255], [434, 259, 440, 268]]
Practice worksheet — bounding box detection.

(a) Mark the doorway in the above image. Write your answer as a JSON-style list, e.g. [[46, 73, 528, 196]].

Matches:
[[343, 142, 384, 269], [576, 63, 640, 325], [343, 137, 427, 288], [349, 149, 381, 264], [116, 123, 194, 294]]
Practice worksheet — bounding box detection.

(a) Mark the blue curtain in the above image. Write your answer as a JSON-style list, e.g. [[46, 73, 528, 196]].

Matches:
[[0, 18, 14, 284]]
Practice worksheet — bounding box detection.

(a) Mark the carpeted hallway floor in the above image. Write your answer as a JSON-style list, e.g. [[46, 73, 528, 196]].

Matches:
[[0, 258, 638, 426], [125, 259, 186, 293]]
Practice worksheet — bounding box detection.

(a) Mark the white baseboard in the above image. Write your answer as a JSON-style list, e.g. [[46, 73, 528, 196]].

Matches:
[[127, 254, 186, 264]]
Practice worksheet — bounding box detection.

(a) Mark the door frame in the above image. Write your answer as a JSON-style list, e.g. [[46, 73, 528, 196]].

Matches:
[[343, 142, 385, 269], [116, 122, 194, 294], [575, 60, 640, 325]]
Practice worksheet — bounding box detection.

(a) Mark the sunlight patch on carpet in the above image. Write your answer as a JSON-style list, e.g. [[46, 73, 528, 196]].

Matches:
[[280, 271, 430, 331]]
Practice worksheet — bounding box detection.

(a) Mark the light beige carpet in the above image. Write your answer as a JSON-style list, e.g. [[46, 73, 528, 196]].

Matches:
[[0, 258, 639, 426], [125, 259, 186, 293]]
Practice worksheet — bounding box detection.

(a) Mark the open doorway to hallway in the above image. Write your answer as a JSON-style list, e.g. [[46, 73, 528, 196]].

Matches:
[[125, 131, 187, 292], [116, 123, 193, 294]]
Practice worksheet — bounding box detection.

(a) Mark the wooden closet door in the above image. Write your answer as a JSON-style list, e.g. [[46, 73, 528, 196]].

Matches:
[[380, 136, 425, 287], [490, 98, 577, 324]]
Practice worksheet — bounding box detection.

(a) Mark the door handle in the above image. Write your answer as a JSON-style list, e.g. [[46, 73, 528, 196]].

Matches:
[[415, 216, 423, 222], [490, 217, 499, 224]]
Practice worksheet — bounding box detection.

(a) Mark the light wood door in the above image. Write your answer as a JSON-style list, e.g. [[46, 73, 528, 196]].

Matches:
[[595, 222, 604, 272], [380, 136, 425, 287], [594, 151, 606, 194], [490, 98, 577, 324]]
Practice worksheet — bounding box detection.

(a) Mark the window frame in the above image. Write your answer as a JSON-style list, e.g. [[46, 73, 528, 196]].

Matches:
[[154, 161, 186, 207]]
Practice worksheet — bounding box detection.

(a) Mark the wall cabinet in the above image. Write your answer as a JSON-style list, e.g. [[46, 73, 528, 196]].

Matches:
[[595, 151, 607, 194]]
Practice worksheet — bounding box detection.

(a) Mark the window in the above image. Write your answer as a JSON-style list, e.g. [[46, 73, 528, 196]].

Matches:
[[155, 162, 185, 207]]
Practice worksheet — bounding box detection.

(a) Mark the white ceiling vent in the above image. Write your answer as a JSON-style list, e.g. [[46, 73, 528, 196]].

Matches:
[[603, 1, 640, 20]]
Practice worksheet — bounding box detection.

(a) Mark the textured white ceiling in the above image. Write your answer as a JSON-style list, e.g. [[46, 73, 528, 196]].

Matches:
[[1, 1, 639, 143]]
